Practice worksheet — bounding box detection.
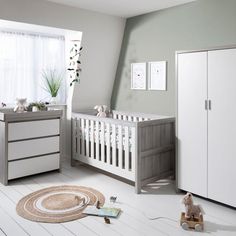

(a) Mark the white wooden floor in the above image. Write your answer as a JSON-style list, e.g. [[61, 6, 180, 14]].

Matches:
[[0, 160, 236, 236]]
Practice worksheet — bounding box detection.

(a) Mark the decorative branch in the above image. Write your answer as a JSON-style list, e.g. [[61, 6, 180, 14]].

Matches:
[[67, 42, 83, 86]]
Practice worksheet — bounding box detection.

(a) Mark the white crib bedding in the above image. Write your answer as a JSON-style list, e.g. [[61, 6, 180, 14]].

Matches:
[[79, 125, 132, 148]]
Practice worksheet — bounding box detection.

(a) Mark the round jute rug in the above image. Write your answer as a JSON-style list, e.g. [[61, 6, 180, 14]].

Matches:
[[16, 185, 105, 223]]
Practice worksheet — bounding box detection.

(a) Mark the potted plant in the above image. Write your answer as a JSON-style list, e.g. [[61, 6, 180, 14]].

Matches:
[[27, 102, 46, 112], [42, 69, 64, 104]]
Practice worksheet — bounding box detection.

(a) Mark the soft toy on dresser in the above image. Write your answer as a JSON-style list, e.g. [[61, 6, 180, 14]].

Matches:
[[180, 192, 205, 231], [14, 98, 27, 113], [94, 105, 108, 117]]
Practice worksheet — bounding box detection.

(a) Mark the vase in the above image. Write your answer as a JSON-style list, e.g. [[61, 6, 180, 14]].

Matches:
[[50, 96, 57, 104]]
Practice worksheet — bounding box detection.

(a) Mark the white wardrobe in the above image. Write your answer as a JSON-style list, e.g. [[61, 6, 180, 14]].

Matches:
[[177, 47, 236, 207]]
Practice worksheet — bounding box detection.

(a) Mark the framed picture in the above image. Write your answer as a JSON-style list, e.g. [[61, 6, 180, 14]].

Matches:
[[148, 61, 167, 90], [131, 62, 146, 90]]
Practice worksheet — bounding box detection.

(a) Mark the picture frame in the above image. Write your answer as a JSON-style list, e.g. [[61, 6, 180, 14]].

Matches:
[[131, 62, 146, 90], [148, 61, 167, 91]]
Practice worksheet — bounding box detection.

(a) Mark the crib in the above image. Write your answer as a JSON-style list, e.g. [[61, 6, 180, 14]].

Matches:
[[71, 110, 175, 193]]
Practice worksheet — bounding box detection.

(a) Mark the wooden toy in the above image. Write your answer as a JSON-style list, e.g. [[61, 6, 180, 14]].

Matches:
[[181, 192, 205, 231], [180, 212, 204, 231], [104, 217, 111, 224], [110, 196, 117, 203]]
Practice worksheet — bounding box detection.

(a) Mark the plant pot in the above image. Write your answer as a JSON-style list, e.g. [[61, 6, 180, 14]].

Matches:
[[50, 96, 57, 104], [32, 106, 39, 112]]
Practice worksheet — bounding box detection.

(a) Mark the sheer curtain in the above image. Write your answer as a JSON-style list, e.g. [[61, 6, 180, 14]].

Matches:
[[0, 30, 66, 105]]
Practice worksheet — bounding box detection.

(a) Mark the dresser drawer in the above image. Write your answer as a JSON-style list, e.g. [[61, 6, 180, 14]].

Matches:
[[8, 119, 60, 141], [8, 153, 60, 180], [8, 136, 59, 161]]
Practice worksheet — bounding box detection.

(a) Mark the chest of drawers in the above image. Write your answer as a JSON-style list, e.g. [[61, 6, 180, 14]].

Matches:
[[0, 109, 62, 185]]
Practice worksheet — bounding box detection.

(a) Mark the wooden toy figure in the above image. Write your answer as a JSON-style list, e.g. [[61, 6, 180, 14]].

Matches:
[[180, 192, 205, 231], [110, 196, 117, 203], [104, 217, 111, 224]]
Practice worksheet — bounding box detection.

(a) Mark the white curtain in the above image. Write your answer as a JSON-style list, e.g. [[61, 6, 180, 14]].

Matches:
[[0, 30, 66, 105]]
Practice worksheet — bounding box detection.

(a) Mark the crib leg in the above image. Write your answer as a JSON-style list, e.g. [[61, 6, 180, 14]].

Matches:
[[71, 158, 76, 167], [135, 181, 141, 194]]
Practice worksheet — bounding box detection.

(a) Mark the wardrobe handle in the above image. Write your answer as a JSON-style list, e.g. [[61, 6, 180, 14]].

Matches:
[[205, 100, 208, 110], [209, 100, 212, 110]]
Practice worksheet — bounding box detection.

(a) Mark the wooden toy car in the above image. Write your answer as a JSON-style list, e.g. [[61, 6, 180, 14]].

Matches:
[[180, 212, 204, 231]]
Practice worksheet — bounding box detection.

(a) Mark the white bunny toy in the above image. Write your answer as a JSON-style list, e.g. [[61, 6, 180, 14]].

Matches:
[[94, 105, 108, 117], [14, 98, 27, 113]]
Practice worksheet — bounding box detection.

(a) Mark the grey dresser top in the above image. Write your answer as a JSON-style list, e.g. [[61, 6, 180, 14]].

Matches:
[[0, 109, 62, 122]]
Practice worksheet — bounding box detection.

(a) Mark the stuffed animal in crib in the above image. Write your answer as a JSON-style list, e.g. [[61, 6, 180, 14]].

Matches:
[[14, 98, 27, 113], [182, 192, 205, 220], [94, 105, 108, 117]]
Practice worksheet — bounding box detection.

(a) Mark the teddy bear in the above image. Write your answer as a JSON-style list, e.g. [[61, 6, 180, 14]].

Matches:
[[14, 98, 27, 113], [94, 105, 109, 117]]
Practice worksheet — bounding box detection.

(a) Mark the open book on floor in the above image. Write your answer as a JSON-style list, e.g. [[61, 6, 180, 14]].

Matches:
[[83, 206, 121, 218]]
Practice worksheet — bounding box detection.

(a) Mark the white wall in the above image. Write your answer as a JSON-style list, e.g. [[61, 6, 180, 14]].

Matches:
[[0, 0, 125, 159], [0, 0, 126, 111]]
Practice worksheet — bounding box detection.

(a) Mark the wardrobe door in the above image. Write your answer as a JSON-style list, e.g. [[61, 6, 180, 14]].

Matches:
[[208, 48, 236, 207], [177, 52, 208, 197]]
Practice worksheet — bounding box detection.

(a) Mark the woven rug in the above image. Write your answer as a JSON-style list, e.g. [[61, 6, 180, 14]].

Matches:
[[16, 185, 105, 223]]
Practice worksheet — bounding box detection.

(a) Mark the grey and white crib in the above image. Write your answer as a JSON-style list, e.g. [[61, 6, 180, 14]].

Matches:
[[71, 110, 175, 193]]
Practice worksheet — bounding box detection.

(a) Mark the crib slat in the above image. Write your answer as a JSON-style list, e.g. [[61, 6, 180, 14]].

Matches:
[[95, 121, 99, 160], [124, 126, 129, 171], [133, 117, 138, 122], [90, 120, 94, 158], [131, 127, 136, 173], [101, 122, 105, 162], [128, 116, 132, 122], [118, 125, 122, 168], [85, 119, 89, 157], [113, 113, 117, 119], [72, 118, 77, 156], [76, 119, 80, 155], [81, 118, 85, 156], [123, 115, 127, 121], [106, 123, 111, 164], [118, 114, 122, 120], [112, 124, 116, 166], [138, 117, 143, 122]]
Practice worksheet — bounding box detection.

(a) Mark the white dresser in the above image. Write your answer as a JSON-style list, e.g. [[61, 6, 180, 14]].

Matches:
[[0, 109, 62, 185]]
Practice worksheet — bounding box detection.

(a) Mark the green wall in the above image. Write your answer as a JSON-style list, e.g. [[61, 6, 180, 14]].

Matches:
[[111, 0, 236, 115]]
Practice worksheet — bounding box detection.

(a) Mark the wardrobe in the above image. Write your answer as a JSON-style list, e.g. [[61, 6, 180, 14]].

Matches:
[[177, 46, 236, 207]]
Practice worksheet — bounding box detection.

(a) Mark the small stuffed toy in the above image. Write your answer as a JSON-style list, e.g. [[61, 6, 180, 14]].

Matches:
[[1, 102, 6, 108], [104, 217, 111, 224], [14, 98, 27, 113], [182, 192, 205, 220], [94, 105, 108, 117], [110, 196, 117, 203]]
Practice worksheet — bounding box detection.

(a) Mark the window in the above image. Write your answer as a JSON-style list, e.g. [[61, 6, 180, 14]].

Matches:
[[0, 30, 66, 104]]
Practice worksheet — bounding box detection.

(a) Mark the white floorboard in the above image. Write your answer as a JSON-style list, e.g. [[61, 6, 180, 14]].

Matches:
[[0, 160, 235, 236]]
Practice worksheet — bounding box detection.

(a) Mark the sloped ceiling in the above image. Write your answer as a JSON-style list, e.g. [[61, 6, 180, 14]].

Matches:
[[44, 0, 196, 18]]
